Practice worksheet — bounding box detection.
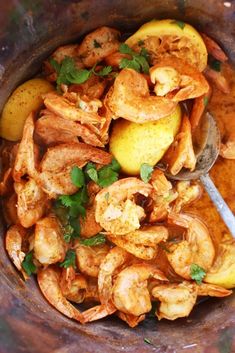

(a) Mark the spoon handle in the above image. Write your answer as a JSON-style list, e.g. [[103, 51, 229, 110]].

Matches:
[[200, 174, 235, 238]]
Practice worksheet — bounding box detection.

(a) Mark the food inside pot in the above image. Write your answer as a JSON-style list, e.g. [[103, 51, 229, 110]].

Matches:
[[0, 19, 235, 327]]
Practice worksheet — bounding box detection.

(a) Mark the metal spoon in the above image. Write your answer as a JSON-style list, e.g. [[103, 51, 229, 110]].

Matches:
[[159, 112, 235, 237]]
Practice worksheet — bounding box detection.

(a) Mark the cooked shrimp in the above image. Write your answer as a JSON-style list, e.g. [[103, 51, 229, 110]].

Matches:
[[163, 114, 197, 175], [220, 137, 235, 159], [69, 74, 107, 100], [149, 169, 178, 222], [204, 67, 230, 94], [0, 167, 13, 196], [75, 243, 109, 277], [166, 213, 215, 279], [116, 311, 145, 328], [5, 224, 28, 278], [112, 263, 167, 316], [107, 225, 168, 260], [152, 282, 197, 320], [38, 142, 112, 197], [150, 58, 209, 101], [98, 247, 131, 305], [14, 179, 49, 228], [77, 26, 120, 67], [104, 51, 130, 67], [107, 234, 157, 260], [196, 283, 232, 297], [37, 266, 84, 323], [35, 112, 104, 147], [60, 267, 88, 303], [43, 92, 105, 136], [200, 33, 228, 62], [82, 302, 116, 323], [190, 87, 212, 132], [106, 69, 177, 123], [13, 113, 39, 182], [34, 216, 66, 265], [80, 204, 103, 238], [95, 177, 153, 235], [172, 181, 202, 213]]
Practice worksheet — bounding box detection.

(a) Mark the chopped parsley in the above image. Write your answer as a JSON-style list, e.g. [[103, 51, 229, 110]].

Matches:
[[85, 159, 121, 188], [59, 249, 76, 268], [79, 233, 106, 246], [140, 163, 154, 183], [190, 263, 206, 284], [22, 251, 36, 276], [171, 20, 185, 30], [119, 43, 150, 74], [209, 59, 221, 72], [71, 166, 85, 188], [50, 56, 112, 87]]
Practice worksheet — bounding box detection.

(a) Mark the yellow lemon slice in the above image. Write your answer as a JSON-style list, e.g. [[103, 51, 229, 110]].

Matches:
[[126, 19, 207, 72], [110, 105, 181, 175], [0, 78, 54, 141]]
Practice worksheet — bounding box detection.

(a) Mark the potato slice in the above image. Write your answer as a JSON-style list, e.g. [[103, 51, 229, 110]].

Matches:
[[126, 19, 207, 72], [0, 78, 54, 141], [109, 105, 181, 175]]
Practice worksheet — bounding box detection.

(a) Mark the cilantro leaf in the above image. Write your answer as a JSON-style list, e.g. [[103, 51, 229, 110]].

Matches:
[[171, 20, 185, 30], [63, 224, 75, 243], [58, 194, 74, 208], [94, 65, 112, 77], [71, 166, 85, 188], [66, 69, 91, 84], [209, 59, 221, 72], [119, 43, 149, 74], [49, 58, 61, 74], [140, 163, 154, 183], [22, 251, 36, 276], [87, 168, 98, 183], [80, 233, 106, 246], [59, 250, 76, 268], [190, 264, 206, 284], [203, 96, 209, 107], [94, 39, 101, 48]]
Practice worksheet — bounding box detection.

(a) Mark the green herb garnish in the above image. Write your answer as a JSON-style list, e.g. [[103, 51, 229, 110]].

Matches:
[[140, 163, 154, 183], [119, 43, 150, 74], [171, 20, 185, 30], [203, 96, 209, 107], [50, 57, 113, 87], [79, 233, 106, 246], [94, 39, 101, 48], [144, 338, 152, 345], [85, 159, 121, 188], [210, 59, 221, 72], [190, 264, 206, 284], [59, 250, 76, 268], [22, 251, 36, 276], [71, 166, 85, 188]]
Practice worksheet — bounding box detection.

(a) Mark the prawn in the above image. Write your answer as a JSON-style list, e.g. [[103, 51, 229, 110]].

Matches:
[[112, 263, 167, 316], [190, 87, 212, 132], [35, 112, 104, 147], [82, 302, 116, 323], [106, 68, 177, 123], [220, 136, 235, 159], [14, 178, 49, 228], [204, 67, 230, 94], [166, 213, 215, 280], [37, 266, 84, 323], [150, 57, 209, 101], [116, 311, 145, 328], [98, 247, 131, 305], [60, 267, 88, 303], [77, 26, 120, 67], [34, 216, 67, 266], [5, 224, 28, 279], [38, 142, 112, 197], [172, 180, 202, 213], [163, 114, 197, 175], [200, 33, 228, 62], [152, 281, 231, 321], [75, 243, 109, 277], [68, 74, 107, 100], [107, 225, 168, 260], [95, 177, 153, 235], [13, 113, 39, 182], [152, 282, 197, 320]]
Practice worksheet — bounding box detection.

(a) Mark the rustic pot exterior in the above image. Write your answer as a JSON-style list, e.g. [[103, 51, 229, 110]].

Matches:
[[0, 1, 234, 352]]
